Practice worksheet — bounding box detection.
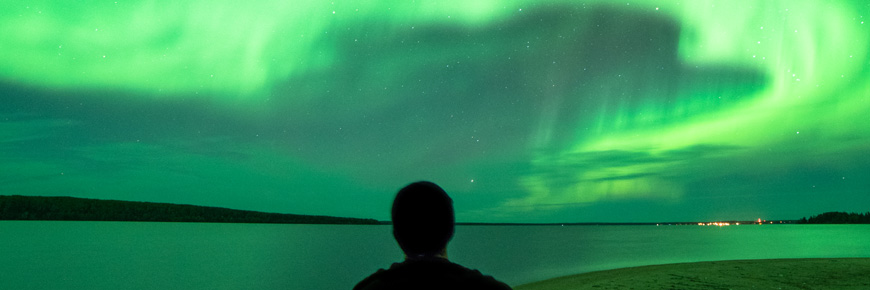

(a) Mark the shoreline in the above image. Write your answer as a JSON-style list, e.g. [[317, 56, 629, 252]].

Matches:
[[515, 258, 870, 290]]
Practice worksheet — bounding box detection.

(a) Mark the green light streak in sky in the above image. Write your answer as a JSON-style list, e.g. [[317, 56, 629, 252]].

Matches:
[[0, 1, 331, 97], [513, 0, 869, 213], [0, 1, 513, 99]]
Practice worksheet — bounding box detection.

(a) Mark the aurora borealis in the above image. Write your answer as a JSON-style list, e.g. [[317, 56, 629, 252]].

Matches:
[[1, 1, 868, 222]]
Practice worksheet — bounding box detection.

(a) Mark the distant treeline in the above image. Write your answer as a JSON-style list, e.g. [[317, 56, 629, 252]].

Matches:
[[798, 211, 870, 224], [0, 195, 381, 224]]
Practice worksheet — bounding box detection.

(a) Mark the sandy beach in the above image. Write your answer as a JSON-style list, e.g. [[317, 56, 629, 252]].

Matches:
[[515, 258, 870, 290]]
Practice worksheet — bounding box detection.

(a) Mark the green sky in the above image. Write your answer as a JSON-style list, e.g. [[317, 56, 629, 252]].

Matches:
[[1, 0, 868, 222]]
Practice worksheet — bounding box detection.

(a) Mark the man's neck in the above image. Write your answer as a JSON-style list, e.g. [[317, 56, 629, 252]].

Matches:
[[406, 249, 448, 260]]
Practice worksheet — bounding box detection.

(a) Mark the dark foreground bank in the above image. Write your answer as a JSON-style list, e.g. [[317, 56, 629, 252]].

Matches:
[[516, 258, 870, 290]]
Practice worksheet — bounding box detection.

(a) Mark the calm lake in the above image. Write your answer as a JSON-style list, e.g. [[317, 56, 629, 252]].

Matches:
[[1, 222, 868, 289]]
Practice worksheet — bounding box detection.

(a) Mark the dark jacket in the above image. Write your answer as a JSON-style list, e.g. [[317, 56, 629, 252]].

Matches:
[[354, 256, 512, 290]]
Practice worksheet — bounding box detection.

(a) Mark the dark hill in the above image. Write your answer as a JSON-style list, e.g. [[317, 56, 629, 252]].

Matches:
[[0, 195, 381, 224]]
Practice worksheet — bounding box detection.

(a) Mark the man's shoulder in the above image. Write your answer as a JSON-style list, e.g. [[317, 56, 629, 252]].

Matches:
[[354, 259, 511, 290], [434, 260, 511, 289], [353, 267, 389, 290]]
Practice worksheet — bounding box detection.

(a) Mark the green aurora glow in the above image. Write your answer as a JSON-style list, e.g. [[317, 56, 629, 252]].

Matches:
[[1, 1, 868, 222]]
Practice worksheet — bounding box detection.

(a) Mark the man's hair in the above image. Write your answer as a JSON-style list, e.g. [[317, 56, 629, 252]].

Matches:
[[391, 181, 455, 256]]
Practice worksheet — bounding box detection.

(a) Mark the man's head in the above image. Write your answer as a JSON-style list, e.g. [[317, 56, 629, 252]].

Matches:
[[391, 181, 455, 256]]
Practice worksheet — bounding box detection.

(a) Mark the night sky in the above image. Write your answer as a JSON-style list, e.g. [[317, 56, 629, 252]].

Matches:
[[1, 1, 868, 222]]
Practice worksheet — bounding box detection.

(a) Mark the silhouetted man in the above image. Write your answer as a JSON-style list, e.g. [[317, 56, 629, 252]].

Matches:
[[354, 181, 512, 290]]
